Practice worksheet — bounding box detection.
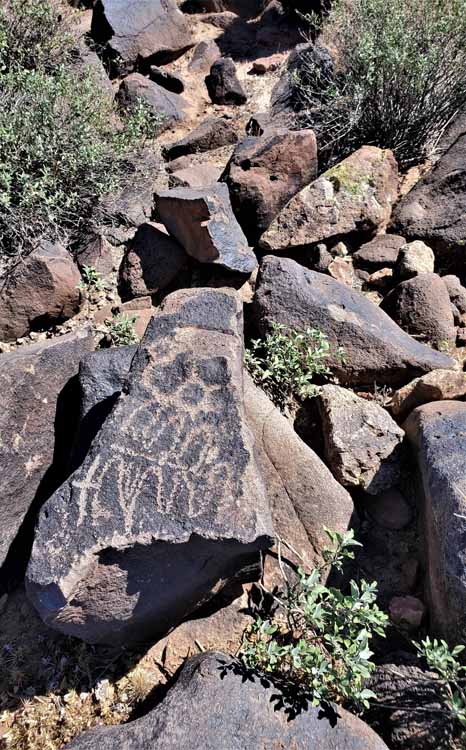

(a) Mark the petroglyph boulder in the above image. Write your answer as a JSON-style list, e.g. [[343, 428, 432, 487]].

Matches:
[[26, 288, 273, 645]]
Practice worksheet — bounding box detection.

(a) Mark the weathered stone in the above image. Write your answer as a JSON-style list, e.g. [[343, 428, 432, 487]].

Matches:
[[369, 655, 457, 750], [245, 111, 289, 137], [163, 116, 238, 161], [253, 256, 454, 386], [64, 652, 389, 750], [404, 402, 466, 642], [0, 331, 94, 577], [392, 120, 466, 260], [182, 0, 265, 16], [221, 128, 317, 244], [391, 369, 466, 420], [328, 257, 355, 286], [117, 74, 190, 134], [77, 234, 116, 280], [381, 273, 456, 348], [169, 164, 223, 189], [0, 242, 81, 342], [26, 289, 273, 644], [91, 0, 193, 75], [389, 595, 425, 630], [118, 223, 188, 301], [250, 53, 283, 74], [244, 373, 355, 566], [353, 235, 406, 271], [366, 267, 393, 291], [260, 147, 399, 253], [188, 39, 221, 73], [317, 385, 405, 495], [205, 58, 247, 105], [155, 183, 257, 274], [366, 488, 412, 531], [271, 41, 334, 117], [149, 65, 185, 93], [396, 241, 435, 280], [443, 274, 466, 314]]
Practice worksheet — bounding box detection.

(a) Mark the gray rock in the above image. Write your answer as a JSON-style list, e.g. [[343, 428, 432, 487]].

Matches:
[[149, 65, 185, 94], [169, 164, 223, 189], [380, 273, 456, 348], [205, 58, 247, 105], [221, 128, 317, 244], [317, 385, 405, 495], [91, 0, 193, 75], [443, 274, 466, 314], [188, 39, 221, 73], [260, 146, 399, 253], [353, 235, 406, 271], [0, 331, 94, 577], [253, 256, 454, 387], [163, 116, 239, 161], [0, 241, 81, 342], [117, 74, 190, 134], [118, 223, 188, 301], [244, 373, 355, 566], [155, 183, 257, 274], [64, 651, 389, 750], [26, 289, 273, 644], [396, 241, 435, 280], [404, 402, 466, 642]]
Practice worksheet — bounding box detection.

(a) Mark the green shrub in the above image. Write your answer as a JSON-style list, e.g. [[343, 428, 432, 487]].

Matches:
[[241, 529, 388, 711], [295, 0, 466, 168], [0, 0, 161, 273], [414, 637, 466, 736], [104, 313, 138, 347], [245, 322, 343, 411]]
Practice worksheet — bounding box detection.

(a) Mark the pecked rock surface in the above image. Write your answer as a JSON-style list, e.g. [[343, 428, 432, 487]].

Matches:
[[260, 146, 399, 253], [26, 289, 273, 644], [404, 402, 466, 643], [253, 256, 454, 387], [91, 0, 193, 75], [0, 330, 95, 577], [64, 651, 389, 750], [155, 183, 257, 274]]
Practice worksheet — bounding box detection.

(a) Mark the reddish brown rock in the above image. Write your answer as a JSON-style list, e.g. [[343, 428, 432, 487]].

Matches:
[[117, 74, 190, 134], [353, 235, 406, 271], [163, 116, 238, 161], [391, 369, 466, 420], [0, 242, 81, 342], [221, 128, 317, 244], [389, 596, 425, 630]]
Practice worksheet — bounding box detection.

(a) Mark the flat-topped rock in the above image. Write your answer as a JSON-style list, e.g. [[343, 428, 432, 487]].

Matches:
[[26, 289, 273, 644], [253, 256, 454, 386], [155, 183, 257, 274]]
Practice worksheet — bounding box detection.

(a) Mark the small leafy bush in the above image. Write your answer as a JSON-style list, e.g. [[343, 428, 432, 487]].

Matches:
[[0, 0, 160, 273], [294, 0, 466, 168], [104, 313, 138, 347], [415, 637, 466, 734], [245, 322, 343, 410], [77, 265, 104, 296], [241, 529, 388, 711]]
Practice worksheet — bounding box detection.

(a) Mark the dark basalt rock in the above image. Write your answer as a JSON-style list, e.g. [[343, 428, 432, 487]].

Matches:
[[64, 652, 389, 749], [116, 74, 190, 134], [253, 255, 454, 386], [26, 289, 273, 645], [163, 116, 238, 161], [205, 58, 247, 105]]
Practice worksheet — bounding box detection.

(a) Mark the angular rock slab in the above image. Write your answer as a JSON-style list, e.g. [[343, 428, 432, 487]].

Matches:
[[404, 402, 466, 643], [260, 146, 399, 253], [91, 0, 193, 75], [253, 256, 454, 387], [391, 369, 466, 420], [116, 73, 190, 134], [317, 385, 405, 495], [155, 183, 257, 274], [0, 331, 95, 574], [65, 652, 389, 750], [26, 289, 273, 644]]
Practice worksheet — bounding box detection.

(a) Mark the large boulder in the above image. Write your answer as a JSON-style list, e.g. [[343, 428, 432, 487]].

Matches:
[[163, 116, 239, 161], [155, 184, 257, 274], [118, 223, 188, 301], [91, 0, 193, 75], [116, 73, 190, 133], [392, 120, 466, 262], [221, 128, 318, 244], [380, 273, 456, 348], [353, 235, 406, 271], [391, 369, 466, 420], [244, 373, 355, 565], [404, 402, 466, 642], [26, 289, 273, 645], [0, 331, 94, 580], [260, 146, 399, 253], [253, 256, 454, 387], [64, 652, 389, 750], [317, 385, 405, 495], [0, 242, 81, 343]]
